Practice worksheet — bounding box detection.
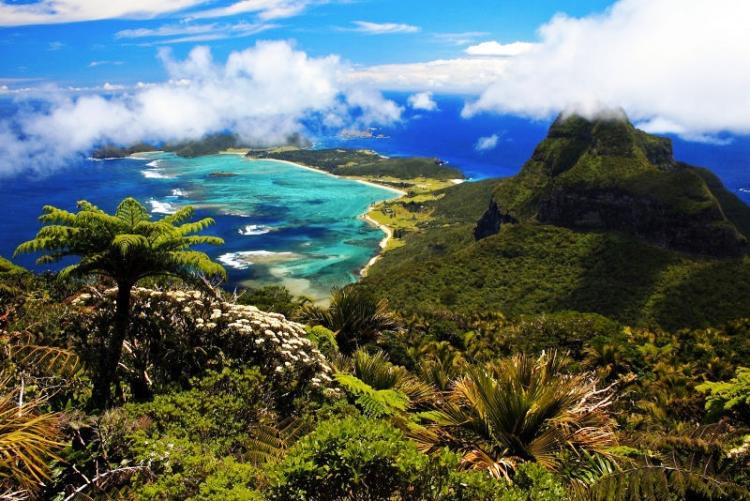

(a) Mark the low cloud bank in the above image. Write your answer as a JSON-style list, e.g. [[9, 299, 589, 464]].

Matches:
[[463, 0, 750, 139], [0, 41, 401, 177]]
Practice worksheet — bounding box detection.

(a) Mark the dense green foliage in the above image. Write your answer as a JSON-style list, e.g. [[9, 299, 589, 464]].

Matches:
[[301, 287, 399, 354], [4, 112, 750, 501], [698, 367, 750, 424], [237, 285, 309, 318], [362, 222, 750, 329], [251, 148, 465, 180]]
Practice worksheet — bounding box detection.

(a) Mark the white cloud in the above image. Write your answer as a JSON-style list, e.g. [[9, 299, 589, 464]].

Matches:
[[346, 57, 510, 94], [463, 0, 750, 138], [190, 0, 315, 21], [101, 82, 125, 91], [116, 21, 277, 44], [0, 0, 324, 25], [433, 31, 490, 46], [407, 92, 437, 111], [88, 60, 124, 67], [0, 0, 207, 26], [350, 21, 419, 35], [0, 41, 402, 177], [47, 40, 65, 51], [465, 41, 536, 57], [475, 134, 499, 151]]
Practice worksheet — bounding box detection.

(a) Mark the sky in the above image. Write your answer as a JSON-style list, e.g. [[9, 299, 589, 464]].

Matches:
[[1, 0, 750, 176], [0, 0, 612, 86]]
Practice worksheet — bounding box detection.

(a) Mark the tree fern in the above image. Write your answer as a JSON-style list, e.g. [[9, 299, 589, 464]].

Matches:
[[15, 197, 226, 409]]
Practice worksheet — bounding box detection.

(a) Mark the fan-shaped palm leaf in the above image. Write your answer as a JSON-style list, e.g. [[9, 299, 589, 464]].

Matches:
[[411, 352, 617, 478], [0, 388, 63, 494]]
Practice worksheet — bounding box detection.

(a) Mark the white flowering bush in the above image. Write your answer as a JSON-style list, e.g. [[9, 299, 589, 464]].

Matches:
[[70, 287, 334, 398]]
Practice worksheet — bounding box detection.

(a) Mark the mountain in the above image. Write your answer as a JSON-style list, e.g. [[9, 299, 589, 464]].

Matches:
[[360, 113, 750, 329], [491, 112, 749, 256]]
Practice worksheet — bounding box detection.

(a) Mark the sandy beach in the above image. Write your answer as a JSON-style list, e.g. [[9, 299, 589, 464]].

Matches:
[[359, 213, 394, 277]]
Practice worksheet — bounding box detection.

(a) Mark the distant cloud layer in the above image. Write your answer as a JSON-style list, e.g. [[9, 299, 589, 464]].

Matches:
[[0, 41, 402, 176], [463, 0, 750, 138], [347, 58, 510, 94]]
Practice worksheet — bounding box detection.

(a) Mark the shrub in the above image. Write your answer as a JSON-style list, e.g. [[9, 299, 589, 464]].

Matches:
[[119, 369, 273, 499], [70, 288, 334, 401], [268, 415, 428, 500]]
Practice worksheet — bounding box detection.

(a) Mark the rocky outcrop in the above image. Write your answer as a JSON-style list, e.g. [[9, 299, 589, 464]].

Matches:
[[474, 199, 517, 241], [536, 186, 748, 257]]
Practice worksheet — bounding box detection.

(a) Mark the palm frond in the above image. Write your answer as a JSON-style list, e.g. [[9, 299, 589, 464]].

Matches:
[[411, 352, 617, 478], [0, 389, 63, 493]]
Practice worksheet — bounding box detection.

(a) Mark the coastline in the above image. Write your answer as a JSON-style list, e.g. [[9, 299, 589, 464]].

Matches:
[[258, 157, 407, 196], [255, 158, 402, 278], [359, 213, 394, 277]]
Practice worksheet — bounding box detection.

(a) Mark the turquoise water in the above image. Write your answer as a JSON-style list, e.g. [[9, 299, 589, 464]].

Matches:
[[142, 153, 399, 299], [1, 152, 398, 301]]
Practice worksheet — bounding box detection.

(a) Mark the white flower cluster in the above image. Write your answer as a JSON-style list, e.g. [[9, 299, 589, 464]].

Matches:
[[73, 287, 334, 389]]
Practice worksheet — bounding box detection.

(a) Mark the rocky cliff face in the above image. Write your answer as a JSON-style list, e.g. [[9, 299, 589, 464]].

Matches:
[[490, 112, 750, 257], [474, 199, 517, 241]]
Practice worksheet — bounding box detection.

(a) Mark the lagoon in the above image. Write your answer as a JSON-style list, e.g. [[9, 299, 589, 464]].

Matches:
[[0, 152, 398, 300]]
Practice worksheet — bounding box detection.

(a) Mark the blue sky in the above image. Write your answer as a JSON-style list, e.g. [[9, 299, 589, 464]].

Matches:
[[1, 0, 749, 178], [0, 0, 613, 86]]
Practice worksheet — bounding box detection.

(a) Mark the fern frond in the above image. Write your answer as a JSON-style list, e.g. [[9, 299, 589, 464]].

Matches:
[[115, 197, 151, 227], [112, 234, 149, 256], [177, 217, 217, 236], [167, 250, 227, 279], [183, 235, 224, 247], [57, 264, 81, 280], [0, 257, 26, 275], [162, 206, 195, 225], [13, 342, 81, 377], [247, 417, 307, 466], [75, 200, 105, 213], [39, 206, 77, 225], [335, 373, 409, 417]]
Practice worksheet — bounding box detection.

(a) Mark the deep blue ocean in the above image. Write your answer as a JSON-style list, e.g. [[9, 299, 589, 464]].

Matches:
[[1, 94, 748, 298]]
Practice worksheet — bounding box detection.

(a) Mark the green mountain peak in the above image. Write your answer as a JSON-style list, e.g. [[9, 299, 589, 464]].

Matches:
[[493, 112, 749, 257]]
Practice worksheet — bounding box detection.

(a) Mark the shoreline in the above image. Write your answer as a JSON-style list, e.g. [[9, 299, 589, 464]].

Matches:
[[359, 213, 394, 277], [257, 157, 407, 196], [255, 158, 402, 278]]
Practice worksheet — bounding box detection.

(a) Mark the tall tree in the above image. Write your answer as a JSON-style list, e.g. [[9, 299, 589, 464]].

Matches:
[[15, 198, 225, 409]]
